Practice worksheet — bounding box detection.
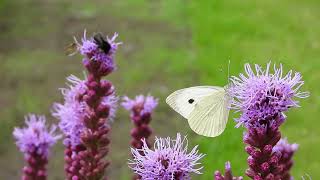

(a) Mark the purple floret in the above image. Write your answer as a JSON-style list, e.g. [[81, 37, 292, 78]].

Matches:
[[79, 36, 98, 56], [121, 95, 158, 116], [52, 75, 87, 147]]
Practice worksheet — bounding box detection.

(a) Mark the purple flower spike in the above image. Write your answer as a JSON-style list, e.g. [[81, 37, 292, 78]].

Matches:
[[13, 114, 61, 180], [122, 95, 158, 179], [53, 31, 120, 179], [129, 133, 205, 180], [77, 32, 119, 179], [122, 95, 158, 148], [230, 62, 309, 127], [225, 62, 308, 180], [214, 162, 243, 180]]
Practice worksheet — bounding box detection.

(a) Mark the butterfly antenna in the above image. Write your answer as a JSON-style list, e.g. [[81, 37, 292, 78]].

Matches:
[[227, 59, 231, 85]]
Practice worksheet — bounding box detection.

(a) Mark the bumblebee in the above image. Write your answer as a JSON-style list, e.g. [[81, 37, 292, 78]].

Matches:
[[93, 32, 111, 54]]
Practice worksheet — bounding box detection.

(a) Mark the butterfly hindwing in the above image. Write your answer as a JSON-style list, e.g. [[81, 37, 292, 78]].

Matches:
[[188, 90, 230, 137]]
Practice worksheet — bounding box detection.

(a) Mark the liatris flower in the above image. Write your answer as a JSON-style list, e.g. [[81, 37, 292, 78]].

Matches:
[[78, 32, 119, 180], [229, 62, 308, 179], [78, 31, 121, 77], [13, 114, 61, 180], [129, 133, 205, 180], [230, 63, 309, 127], [122, 95, 158, 180], [53, 31, 120, 180], [273, 138, 299, 180], [214, 162, 243, 180], [122, 95, 158, 149]]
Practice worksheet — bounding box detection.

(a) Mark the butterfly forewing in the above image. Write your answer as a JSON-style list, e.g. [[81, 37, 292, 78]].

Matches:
[[166, 86, 224, 119]]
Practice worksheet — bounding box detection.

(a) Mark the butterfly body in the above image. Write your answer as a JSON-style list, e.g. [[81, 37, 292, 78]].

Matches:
[[166, 86, 230, 137]]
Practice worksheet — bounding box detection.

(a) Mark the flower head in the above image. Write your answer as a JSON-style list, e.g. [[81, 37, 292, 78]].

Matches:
[[78, 31, 121, 73], [230, 62, 309, 127], [122, 95, 158, 116], [129, 133, 205, 180], [52, 75, 87, 147], [13, 114, 61, 157]]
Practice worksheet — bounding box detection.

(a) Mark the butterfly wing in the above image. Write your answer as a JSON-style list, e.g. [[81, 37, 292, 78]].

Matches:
[[64, 42, 78, 56], [166, 86, 224, 119], [188, 90, 230, 137]]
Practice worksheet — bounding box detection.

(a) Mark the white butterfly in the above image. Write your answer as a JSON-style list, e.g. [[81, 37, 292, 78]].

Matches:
[[166, 85, 231, 137]]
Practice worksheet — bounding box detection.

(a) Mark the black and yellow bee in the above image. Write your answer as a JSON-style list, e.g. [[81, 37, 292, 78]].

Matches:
[[93, 32, 111, 54]]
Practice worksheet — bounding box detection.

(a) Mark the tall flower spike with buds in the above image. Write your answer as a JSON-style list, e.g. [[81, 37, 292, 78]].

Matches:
[[122, 95, 158, 149], [122, 95, 158, 179], [13, 114, 61, 180], [129, 133, 205, 180], [76, 31, 119, 180], [53, 31, 120, 180], [228, 62, 308, 179]]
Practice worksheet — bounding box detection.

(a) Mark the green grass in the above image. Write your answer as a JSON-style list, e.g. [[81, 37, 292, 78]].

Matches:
[[0, 0, 319, 179]]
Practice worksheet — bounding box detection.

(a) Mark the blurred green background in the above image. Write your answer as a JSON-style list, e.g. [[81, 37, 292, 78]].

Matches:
[[0, 0, 319, 179]]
